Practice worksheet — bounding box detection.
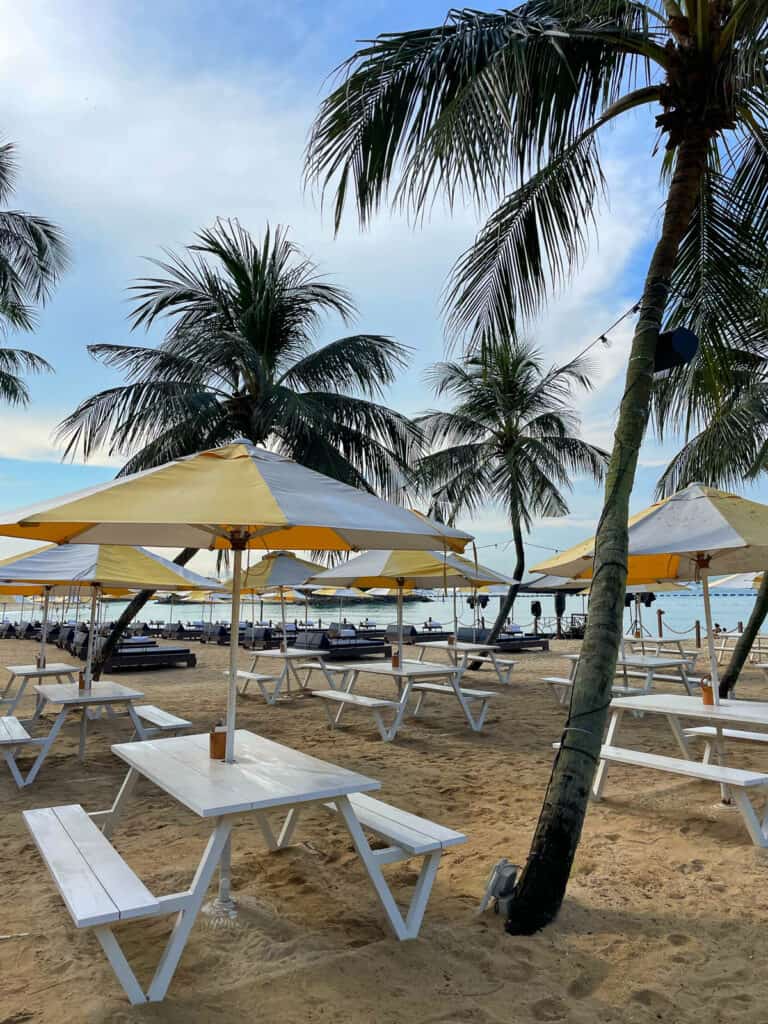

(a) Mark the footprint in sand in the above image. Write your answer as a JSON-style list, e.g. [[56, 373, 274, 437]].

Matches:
[[567, 971, 602, 999], [668, 933, 690, 946], [530, 996, 569, 1021]]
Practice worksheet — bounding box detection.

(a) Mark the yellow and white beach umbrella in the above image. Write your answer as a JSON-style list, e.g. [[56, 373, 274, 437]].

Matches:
[[232, 551, 327, 634], [310, 585, 372, 625], [710, 572, 766, 590], [309, 548, 512, 659], [533, 483, 768, 701], [0, 543, 218, 677], [0, 440, 471, 764]]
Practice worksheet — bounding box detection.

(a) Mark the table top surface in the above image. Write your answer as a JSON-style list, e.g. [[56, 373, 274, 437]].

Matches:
[[112, 729, 381, 818], [324, 658, 458, 678], [6, 662, 78, 676], [34, 680, 144, 704], [413, 640, 499, 653], [253, 647, 323, 660], [610, 693, 768, 725]]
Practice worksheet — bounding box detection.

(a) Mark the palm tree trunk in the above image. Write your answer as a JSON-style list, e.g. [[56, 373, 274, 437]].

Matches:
[[92, 547, 198, 678], [719, 574, 768, 697], [504, 135, 709, 934], [488, 518, 525, 641]]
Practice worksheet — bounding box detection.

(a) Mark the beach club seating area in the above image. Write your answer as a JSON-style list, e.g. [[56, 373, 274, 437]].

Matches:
[[5, 625, 768, 1016]]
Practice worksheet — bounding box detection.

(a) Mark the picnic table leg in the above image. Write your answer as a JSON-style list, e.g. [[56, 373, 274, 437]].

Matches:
[[678, 663, 693, 696], [381, 679, 413, 741], [592, 709, 623, 799], [448, 669, 484, 732], [2, 674, 27, 715], [97, 766, 140, 838], [334, 794, 438, 939], [3, 745, 29, 788], [23, 708, 69, 785], [0, 670, 17, 701], [664, 714, 692, 758], [147, 818, 234, 1002], [78, 707, 89, 761], [126, 703, 149, 741]]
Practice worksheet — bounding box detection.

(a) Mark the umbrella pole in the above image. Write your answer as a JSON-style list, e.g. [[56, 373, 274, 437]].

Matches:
[[701, 572, 721, 703], [397, 583, 403, 666], [84, 586, 99, 688], [452, 587, 457, 637], [225, 548, 242, 763], [215, 547, 243, 914], [39, 586, 51, 668]]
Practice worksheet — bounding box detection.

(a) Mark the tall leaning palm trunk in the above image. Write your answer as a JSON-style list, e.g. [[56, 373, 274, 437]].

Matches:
[[307, 1, 766, 931], [506, 138, 708, 931]]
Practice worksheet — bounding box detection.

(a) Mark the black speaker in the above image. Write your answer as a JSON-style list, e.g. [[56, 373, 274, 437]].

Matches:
[[654, 326, 698, 373], [554, 592, 566, 617], [531, 600, 542, 618]]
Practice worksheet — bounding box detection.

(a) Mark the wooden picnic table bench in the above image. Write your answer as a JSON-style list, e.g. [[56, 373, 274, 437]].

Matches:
[[20, 731, 468, 1004]]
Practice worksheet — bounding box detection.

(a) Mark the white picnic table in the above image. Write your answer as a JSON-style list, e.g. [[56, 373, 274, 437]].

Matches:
[[20, 681, 147, 784], [709, 631, 768, 664], [1, 661, 79, 715], [322, 658, 493, 735], [591, 693, 768, 845], [628, 637, 699, 667], [247, 646, 332, 698], [61, 729, 464, 1002], [413, 640, 515, 685], [564, 651, 694, 694]]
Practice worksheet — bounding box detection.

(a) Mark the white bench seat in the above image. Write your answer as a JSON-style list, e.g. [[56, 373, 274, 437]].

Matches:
[[24, 804, 158, 927], [24, 802, 234, 1005], [0, 715, 41, 788], [321, 793, 466, 938], [684, 726, 768, 763], [541, 676, 647, 707], [619, 668, 701, 687], [593, 745, 768, 846], [411, 682, 495, 731], [470, 655, 516, 684], [313, 690, 403, 741], [228, 669, 282, 702], [327, 792, 466, 855], [133, 705, 191, 738]]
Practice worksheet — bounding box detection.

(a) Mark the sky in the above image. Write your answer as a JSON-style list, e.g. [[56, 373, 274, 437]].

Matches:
[[0, 1, 761, 580]]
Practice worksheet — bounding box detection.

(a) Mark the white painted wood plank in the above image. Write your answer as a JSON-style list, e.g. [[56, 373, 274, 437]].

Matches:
[[53, 805, 157, 921], [111, 730, 381, 817], [24, 807, 119, 927], [313, 691, 399, 709], [0, 716, 31, 744], [610, 694, 768, 727], [135, 705, 190, 729], [600, 746, 768, 787], [684, 727, 768, 743], [347, 793, 466, 852], [35, 681, 144, 704], [5, 663, 78, 676], [411, 683, 496, 698]]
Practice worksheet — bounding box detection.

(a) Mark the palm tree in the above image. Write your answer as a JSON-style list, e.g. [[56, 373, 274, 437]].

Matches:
[[306, 2, 768, 931], [57, 219, 420, 669], [0, 141, 69, 400], [417, 340, 608, 636]]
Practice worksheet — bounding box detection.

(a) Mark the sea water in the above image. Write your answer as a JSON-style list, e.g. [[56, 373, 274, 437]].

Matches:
[[40, 587, 763, 639]]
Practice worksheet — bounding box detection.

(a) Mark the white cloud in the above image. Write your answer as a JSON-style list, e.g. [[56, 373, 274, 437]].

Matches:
[[0, 410, 121, 467]]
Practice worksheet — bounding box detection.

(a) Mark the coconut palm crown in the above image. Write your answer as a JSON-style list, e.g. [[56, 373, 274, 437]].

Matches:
[[57, 219, 419, 496]]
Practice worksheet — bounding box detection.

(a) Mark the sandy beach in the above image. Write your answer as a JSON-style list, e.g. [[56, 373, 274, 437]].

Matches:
[[2, 635, 768, 1023]]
